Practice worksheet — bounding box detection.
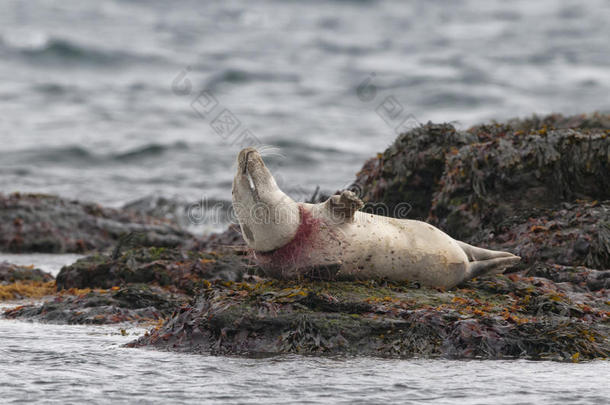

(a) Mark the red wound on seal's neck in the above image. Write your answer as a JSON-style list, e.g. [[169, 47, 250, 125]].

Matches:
[[254, 204, 320, 269]]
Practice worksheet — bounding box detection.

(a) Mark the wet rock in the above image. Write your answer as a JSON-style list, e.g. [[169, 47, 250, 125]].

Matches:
[[0, 193, 194, 253], [0, 261, 53, 284], [430, 129, 609, 241], [56, 247, 250, 293], [122, 195, 193, 227], [350, 113, 609, 240], [0, 261, 56, 300], [128, 277, 609, 360], [350, 123, 477, 220], [3, 284, 186, 325], [481, 201, 610, 270]]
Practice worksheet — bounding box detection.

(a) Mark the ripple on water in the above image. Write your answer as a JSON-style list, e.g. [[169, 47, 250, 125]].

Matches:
[[4, 318, 609, 404]]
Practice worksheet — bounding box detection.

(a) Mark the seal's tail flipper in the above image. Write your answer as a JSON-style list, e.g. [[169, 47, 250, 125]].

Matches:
[[466, 255, 521, 279], [457, 241, 516, 261]]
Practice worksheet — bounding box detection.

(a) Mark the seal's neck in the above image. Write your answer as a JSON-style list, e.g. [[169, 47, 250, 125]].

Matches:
[[237, 191, 301, 252], [255, 205, 319, 261]]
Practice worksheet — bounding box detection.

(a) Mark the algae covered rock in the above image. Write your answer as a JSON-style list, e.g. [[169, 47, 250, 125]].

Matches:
[[0, 193, 194, 253], [0, 261, 53, 284], [350, 113, 609, 240], [482, 201, 610, 270], [56, 247, 250, 293], [129, 277, 608, 361], [4, 284, 186, 325], [350, 123, 477, 220], [430, 129, 609, 241], [5, 243, 251, 324], [0, 261, 56, 301]]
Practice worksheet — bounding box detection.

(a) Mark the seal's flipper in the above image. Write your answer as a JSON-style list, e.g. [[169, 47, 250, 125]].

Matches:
[[466, 255, 521, 279], [457, 241, 516, 261], [325, 190, 363, 223]]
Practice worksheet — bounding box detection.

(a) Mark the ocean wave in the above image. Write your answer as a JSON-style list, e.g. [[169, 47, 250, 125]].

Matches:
[[2, 142, 191, 166], [204, 68, 300, 91], [261, 138, 347, 166], [18, 145, 95, 163], [112, 142, 189, 161], [2, 35, 165, 67]]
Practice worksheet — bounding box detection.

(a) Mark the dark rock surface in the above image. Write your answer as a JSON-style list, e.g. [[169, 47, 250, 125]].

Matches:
[[429, 128, 609, 241], [0, 193, 195, 253], [0, 261, 53, 284], [56, 246, 250, 293], [0, 261, 56, 300], [350, 122, 475, 221], [129, 276, 608, 361], [351, 113, 609, 232], [483, 201, 610, 270], [4, 284, 187, 325]]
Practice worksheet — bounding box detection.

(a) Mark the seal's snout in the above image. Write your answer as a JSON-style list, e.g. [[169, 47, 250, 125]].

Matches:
[[234, 147, 275, 198], [237, 147, 263, 175], [232, 147, 300, 253]]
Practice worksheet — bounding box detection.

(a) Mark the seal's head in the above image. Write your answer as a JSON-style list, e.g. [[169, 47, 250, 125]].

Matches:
[[232, 147, 300, 252]]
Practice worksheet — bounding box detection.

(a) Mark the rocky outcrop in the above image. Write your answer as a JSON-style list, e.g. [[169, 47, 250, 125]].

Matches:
[[350, 113, 609, 233], [0, 261, 56, 300], [55, 246, 250, 293], [0, 261, 53, 284], [429, 127, 609, 241], [350, 123, 476, 220], [124, 113, 609, 361], [4, 284, 187, 325], [128, 275, 608, 361], [0, 193, 194, 253], [483, 201, 610, 270]]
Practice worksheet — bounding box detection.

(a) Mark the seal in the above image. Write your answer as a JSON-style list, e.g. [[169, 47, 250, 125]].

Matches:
[[232, 147, 521, 289]]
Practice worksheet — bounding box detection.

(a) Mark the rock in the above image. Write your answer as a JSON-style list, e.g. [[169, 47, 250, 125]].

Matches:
[[3, 284, 186, 325], [482, 201, 610, 270], [350, 123, 477, 220], [128, 277, 609, 360], [350, 113, 609, 239], [6, 244, 251, 323], [0, 261, 53, 284], [0, 261, 56, 301], [0, 193, 195, 253], [56, 247, 250, 293], [430, 128, 609, 241]]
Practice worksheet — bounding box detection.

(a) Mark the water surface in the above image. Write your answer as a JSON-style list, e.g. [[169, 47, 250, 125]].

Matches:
[[1, 0, 609, 211], [1, 319, 608, 404]]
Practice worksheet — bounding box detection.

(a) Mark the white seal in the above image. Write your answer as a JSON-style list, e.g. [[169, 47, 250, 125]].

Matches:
[[232, 148, 520, 289]]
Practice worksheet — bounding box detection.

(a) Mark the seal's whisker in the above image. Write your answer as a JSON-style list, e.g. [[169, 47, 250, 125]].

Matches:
[[257, 145, 285, 159]]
